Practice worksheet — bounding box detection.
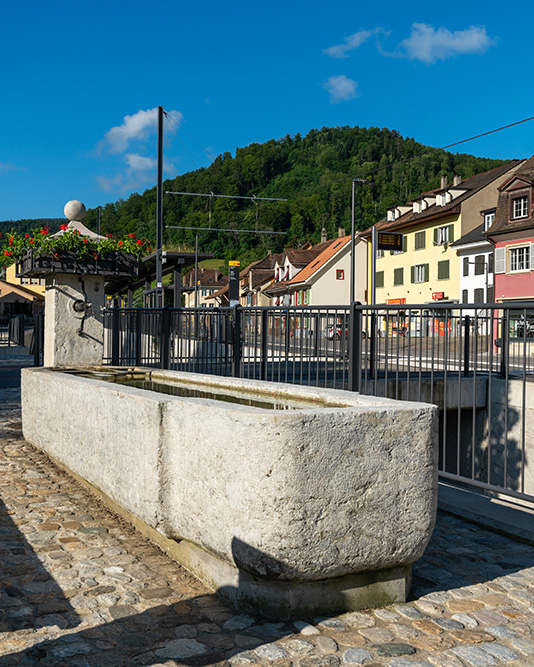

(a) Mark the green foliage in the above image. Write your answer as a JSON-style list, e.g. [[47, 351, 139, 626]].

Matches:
[[2, 126, 508, 266]]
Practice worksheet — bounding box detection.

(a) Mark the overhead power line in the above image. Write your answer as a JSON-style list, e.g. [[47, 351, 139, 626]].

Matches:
[[364, 114, 534, 178], [165, 191, 287, 202]]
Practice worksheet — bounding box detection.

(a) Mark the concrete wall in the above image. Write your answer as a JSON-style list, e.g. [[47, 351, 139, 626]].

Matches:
[[44, 274, 105, 367]]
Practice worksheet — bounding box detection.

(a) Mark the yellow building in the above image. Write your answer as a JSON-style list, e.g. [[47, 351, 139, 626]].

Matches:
[[362, 162, 524, 307], [5, 263, 46, 297]]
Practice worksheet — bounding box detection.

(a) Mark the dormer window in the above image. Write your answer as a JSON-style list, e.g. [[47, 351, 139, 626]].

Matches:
[[387, 210, 394, 221], [413, 201, 420, 214], [512, 195, 529, 220]]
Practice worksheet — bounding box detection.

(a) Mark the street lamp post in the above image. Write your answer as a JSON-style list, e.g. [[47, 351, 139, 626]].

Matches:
[[350, 178, 374, 304]]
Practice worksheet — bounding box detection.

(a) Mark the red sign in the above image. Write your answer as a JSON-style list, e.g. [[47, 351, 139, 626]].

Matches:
[[386, 298, 406, 305], [432, 292, 445, 300]]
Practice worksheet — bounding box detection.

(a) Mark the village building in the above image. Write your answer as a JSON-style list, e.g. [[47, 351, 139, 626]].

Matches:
[[361, 162, 524, 308], [485, 155, 534, 334], [182, 266, 228, 308]]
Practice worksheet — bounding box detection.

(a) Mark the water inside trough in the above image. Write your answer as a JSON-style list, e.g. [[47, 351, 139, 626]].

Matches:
[[57, 368, 328, 410]]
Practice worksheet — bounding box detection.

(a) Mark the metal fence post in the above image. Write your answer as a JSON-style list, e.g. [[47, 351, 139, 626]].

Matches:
[[161, 307, 170, 370], [369, 312, 376, 379], [232, 304, 242, 378], [111, 307, 120, 366], [260, 309, 268, 381], [463, 315, 470, 377], [348, 302, 362, 393], [135, 309, 142, 366], [500, 313, 508, 379], [33, 312, 41, 367]]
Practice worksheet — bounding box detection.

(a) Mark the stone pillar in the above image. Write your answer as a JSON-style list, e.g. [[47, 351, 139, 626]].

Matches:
[[44, 273, 106, 367]]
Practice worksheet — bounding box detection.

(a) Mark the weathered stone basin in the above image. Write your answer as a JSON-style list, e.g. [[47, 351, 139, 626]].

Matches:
[[21, 367, 438, 619]]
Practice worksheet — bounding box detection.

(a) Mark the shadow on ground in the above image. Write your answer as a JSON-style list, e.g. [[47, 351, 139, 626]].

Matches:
[[1, 508, 534, 666]]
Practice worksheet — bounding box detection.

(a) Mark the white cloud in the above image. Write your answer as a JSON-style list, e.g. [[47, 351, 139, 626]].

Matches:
[[99, 107, 183, 154], [97, 153, 175, 194], [323, 75, 358, 103], [399, 23, 495, 64], [96, 108, 181, 194], [0, 162, 18, 173], [323, 28, 385, 58], [125, 153, 157, 172]]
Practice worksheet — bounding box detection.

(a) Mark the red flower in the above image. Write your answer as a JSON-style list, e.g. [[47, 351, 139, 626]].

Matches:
[[30, 238, 34, 244], [40, 228, 49, 235], [25, 233, 29, 238], [83, 239, 89, 244], [128, 233, 135, 238], [136, 239, 142, 245], [106, 233, 113, 238], [4, 250, 11, 256], [119, 241, 123, 246], [60, 224, 68, 230]]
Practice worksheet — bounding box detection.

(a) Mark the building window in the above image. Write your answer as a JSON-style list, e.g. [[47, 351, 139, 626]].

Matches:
[[304, 289, 310, 305], [414, 231, 426, 250], [484, 210, 495, 231], [474, 255, 485, 275], [336, 269, 344, 280], [393, 268, 404, 285], [474, 288, 485, 303], [376, 249, 384, 258], [411, 264, 429, 284], [375, 271, 384, 288], [512, 196, 529, 220], [21, 278, 29, 285], [437, 260, 450, 280], [510, 245, 530, 272], [462, 289, 469, 303], [463, 257, 469, 277], [434, 224, 454, 245]]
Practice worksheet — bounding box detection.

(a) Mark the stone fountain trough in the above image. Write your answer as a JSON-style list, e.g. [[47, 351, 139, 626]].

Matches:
[[21, 366, 438, 620]]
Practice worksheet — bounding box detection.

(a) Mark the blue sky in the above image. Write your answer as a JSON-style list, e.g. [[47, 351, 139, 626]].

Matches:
[[2, 0, 534, 221]]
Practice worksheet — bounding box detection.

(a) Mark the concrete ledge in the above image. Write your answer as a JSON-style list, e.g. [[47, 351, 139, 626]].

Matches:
[[438, 481, 534, 545]]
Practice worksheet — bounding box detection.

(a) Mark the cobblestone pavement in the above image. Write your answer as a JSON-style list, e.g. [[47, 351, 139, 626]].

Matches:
[[1, 383, 534, 667]]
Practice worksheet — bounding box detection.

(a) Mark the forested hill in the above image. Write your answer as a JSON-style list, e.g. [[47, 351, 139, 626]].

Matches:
[[2, 127, 509, 266]]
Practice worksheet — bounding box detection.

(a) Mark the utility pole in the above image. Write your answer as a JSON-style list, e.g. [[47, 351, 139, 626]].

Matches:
[[350, 178, 373, 304], [156, 106, 164, 307]]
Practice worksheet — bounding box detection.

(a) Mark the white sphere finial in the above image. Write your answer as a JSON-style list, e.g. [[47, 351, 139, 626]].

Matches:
[[64, 200, 86, 221]]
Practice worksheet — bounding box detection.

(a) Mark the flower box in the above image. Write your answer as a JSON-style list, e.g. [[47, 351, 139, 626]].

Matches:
[[15, 249, 138, 279]]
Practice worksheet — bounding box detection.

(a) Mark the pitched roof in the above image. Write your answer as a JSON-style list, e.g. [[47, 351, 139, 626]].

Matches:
[[486, 155, 534, 236], [361, 161, 523, 238], [287, 236, 351, 285], [284, 240, 336, 267], [450, 223, 489, 248]]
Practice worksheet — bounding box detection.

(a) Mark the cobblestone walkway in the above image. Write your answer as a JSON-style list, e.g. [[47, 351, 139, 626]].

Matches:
[[1, 385, 534, 667]]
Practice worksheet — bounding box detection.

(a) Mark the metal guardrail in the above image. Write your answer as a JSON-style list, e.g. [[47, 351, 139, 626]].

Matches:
[[0, 314, 26, 347], [103, 303, 534, 504]]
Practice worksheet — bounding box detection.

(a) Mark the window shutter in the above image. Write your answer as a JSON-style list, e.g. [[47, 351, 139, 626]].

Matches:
[[448, 225, 454, 243], [424, 264, 429, 282], [403, 235, 407, 252], [462, 289, 468, 303], [494, 247, 506, 274], [411, 266, 415, 283], [463, 257, 469, 276], [434, 228, 438, 245]]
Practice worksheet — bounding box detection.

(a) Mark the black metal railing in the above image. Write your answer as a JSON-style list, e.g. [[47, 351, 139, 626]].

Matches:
[[103, 302, 534, 504]]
